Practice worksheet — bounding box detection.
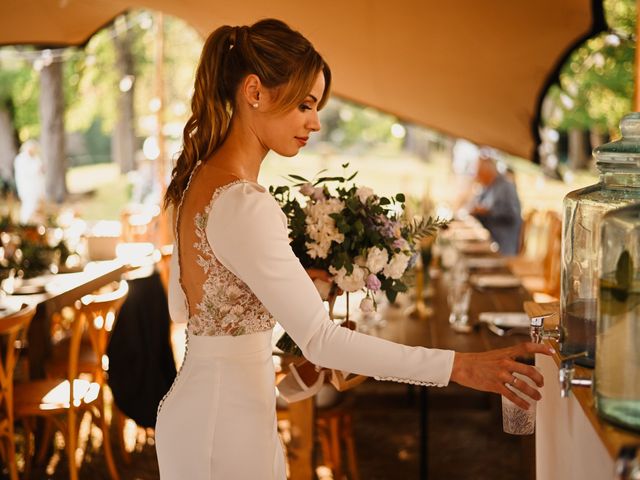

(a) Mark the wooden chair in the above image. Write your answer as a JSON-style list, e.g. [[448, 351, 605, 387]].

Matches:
[[14, 281, 128, 480], [509, 210, 562, 300], [120, 206, 161, 244], [316, 395, 360, 480], [0, 305, 36, 480], [276, 388, 360, 480]]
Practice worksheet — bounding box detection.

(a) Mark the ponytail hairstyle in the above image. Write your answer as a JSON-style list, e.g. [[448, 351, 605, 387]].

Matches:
[[164, 18, 332, 209]]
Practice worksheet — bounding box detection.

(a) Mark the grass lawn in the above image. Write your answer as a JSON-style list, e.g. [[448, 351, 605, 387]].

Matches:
[[59, 153, 596, 224], [66, 163, 130, 221]]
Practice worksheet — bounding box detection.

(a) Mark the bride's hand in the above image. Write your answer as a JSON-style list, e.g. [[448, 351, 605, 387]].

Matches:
[[450, 342, 554, 410]]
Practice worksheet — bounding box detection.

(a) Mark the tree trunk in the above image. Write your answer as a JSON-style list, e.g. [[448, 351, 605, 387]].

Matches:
[[567, 128, 591, 170], [0, 103, 18, 184], [39, 59, 67, 203], [112, 16, 136, 174]]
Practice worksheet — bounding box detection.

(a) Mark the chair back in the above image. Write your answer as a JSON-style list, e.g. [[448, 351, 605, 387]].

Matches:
[[519, 209, 553, 259], [542, 211, 562, 298], [74, 280, 129, 385], [0, 305, 36, 435]]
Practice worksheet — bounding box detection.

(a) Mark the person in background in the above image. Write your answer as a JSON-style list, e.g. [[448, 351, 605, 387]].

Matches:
[[14, 139, 45, 224], [470, 150, 522, 255]]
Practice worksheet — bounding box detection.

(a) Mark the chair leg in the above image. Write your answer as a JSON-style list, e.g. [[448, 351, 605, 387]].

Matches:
[[7, 439, 19, 480], [67, 408, 79, 480], [342, 414, 359, 480], [21, 419, 34, 479], [317, 419, 334, 470], [35, 418, 54, 465], [112, 405, 131, 464], [329, 417, 343, 479], [98, 399, 120, 480]]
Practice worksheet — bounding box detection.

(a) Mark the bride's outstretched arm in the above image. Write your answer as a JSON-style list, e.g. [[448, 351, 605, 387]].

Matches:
[[208, 182, 551, 408]]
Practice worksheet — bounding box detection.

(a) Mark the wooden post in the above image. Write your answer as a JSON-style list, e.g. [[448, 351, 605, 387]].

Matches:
[[154, 12, 172, 246]]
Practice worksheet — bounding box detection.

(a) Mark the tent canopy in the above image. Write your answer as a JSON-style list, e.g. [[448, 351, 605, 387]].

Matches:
[[0, 0, 605, 160]]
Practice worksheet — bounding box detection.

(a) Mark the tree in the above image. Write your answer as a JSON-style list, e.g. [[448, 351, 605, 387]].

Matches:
[[39, 57, 67, 202], [0, 98, 18, 185], [112, 14, 137, 173], [543, 0, 635, 135]]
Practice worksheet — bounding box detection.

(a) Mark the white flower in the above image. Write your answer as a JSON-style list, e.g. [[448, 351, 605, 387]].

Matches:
[[304, 199, 345, 259], [329, 265, 366, 292], [356, 186, 375, 204], [383, 253, 411, 279], [300, 182, 315, 196], [360, 297, 375, 313], [306, 241, 329, 259], [366, 247, 389, 274]]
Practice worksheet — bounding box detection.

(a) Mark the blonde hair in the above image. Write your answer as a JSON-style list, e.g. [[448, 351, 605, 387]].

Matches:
[[164, 19, 331, 208]]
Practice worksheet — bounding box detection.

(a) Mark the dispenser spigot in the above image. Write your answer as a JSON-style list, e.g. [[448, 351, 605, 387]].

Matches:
[[615, 445, 640, 480], [558, 351, 593, 398], [530, 313, 562, 344]]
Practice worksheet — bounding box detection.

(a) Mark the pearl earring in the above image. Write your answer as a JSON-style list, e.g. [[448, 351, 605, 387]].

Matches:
[[252, 102, 259, 108]]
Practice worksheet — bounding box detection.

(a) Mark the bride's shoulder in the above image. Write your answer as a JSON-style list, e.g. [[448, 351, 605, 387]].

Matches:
[[210, 179, 286, 229]]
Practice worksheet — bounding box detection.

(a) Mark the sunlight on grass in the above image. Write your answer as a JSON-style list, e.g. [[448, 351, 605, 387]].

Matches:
[[66, 163, 130, 221], [61, 152, 596, 224], [260, 150, 596, 216]]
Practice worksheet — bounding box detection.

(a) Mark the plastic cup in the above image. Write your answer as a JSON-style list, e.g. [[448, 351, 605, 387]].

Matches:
[[501, 372, 537, 435]]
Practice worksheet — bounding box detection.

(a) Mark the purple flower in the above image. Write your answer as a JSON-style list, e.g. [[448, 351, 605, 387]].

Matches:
[[408, 252, 419, 269], [366, 273, 382, 291], [377, 215, 396, 238], [393, 238, 409, 250]]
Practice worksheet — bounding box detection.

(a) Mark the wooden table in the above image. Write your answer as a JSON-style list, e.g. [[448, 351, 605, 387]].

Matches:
[[1, 261, 128, 378], [375, 265, 533, 480]]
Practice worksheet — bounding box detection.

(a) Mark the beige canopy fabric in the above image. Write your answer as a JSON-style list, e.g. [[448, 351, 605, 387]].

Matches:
[[0, 0, 605, 160]]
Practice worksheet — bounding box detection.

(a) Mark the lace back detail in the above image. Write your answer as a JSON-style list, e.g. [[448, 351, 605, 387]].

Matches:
[[188, 181, 275, 336]]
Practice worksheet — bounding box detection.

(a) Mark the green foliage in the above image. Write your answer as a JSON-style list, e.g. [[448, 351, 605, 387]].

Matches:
[[0, 55, 39, 139], [544, 0, 636, 132], [269, 165, 448, 304], [318, 98, 405, 152]]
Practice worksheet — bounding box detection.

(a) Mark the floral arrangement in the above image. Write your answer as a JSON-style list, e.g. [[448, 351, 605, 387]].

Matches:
[[0, 219, 70, 280], [269, 164, 447, 313]]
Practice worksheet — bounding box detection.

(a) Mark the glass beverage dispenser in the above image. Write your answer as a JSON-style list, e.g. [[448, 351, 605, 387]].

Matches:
[[596, 203, 640, 431], [560, 113, 640, 367]]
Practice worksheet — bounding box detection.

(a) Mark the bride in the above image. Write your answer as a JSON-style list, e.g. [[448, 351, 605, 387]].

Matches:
[[155, 18, 551, 479]]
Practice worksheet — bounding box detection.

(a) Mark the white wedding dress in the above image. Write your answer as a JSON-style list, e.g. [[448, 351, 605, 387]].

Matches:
[[155, 177, 455, 480]]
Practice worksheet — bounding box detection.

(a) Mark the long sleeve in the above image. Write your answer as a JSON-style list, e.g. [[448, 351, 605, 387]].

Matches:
[[207, 182, 455, 387]]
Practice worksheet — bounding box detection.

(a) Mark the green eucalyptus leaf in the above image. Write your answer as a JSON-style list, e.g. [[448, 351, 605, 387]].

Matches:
[[288, 174, 309, 182]]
